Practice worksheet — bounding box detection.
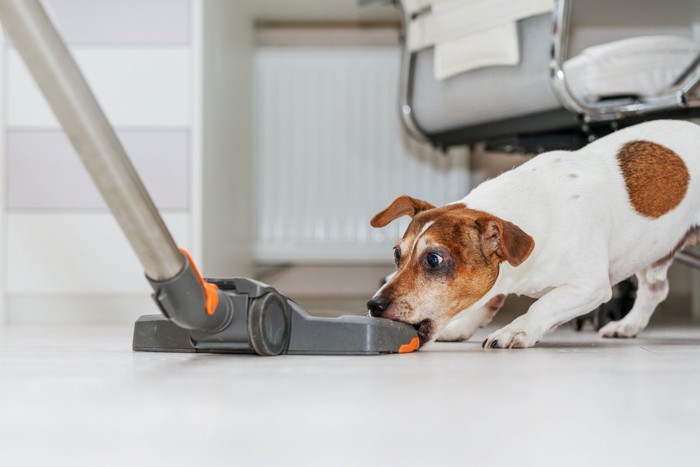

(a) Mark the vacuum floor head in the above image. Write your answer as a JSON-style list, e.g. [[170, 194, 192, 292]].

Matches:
[[133, 277, 420, 356]]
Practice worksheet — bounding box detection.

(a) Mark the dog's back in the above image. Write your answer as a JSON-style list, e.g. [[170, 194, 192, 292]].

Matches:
[[465, 120, 700, 289]]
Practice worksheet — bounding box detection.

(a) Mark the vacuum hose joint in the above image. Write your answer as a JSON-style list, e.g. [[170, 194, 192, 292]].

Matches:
[[147, 251, 232, 332]]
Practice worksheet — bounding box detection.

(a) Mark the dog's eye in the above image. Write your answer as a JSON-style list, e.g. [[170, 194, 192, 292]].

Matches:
[[393, 248, 401, 265], [426, 252, 443, 269]]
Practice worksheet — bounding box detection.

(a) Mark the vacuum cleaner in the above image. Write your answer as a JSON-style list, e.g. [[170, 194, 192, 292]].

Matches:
[[0, 0, 419, 356]]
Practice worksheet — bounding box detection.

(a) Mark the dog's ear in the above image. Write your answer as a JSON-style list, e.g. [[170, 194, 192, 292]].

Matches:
[[370, 195, 435, 228], [475, 216, 534, 267]]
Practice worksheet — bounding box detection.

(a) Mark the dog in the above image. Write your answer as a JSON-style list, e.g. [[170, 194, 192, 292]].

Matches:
[[367, 120, 700, 349]]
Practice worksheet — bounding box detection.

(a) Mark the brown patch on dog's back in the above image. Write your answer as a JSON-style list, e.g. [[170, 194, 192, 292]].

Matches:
[[617, 141, 689, 218]]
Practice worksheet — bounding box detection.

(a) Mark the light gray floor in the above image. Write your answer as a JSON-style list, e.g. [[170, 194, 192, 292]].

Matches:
[[2, 320, 700, 467]]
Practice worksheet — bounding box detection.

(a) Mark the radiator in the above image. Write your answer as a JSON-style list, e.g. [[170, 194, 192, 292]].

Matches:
[[254, 47, 469, 262]]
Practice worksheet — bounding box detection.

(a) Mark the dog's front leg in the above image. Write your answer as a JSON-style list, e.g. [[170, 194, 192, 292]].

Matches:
[[483, 284, 612, 349], [437, 295, 506, 342]]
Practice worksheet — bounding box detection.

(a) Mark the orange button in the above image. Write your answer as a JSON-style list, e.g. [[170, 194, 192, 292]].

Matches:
[[398, 337, 420, 353]]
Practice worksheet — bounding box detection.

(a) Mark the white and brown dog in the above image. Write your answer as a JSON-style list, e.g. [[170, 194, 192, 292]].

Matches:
[[367, 120, 700, 349]]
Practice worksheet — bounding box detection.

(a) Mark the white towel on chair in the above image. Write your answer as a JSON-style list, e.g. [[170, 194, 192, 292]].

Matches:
[[407, 0, 554, 80], [402, 0, 451, 15], [434, 22, 519, 80]]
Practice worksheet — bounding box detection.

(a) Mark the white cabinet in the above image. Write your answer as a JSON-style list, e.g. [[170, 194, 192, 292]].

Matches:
[[0, 0, 254, 322]]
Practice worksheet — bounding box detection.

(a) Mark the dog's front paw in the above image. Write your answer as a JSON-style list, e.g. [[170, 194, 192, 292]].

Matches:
[[482, 326, 538, 349], [436, 331, 468, 342], [598, 320, 641, 339]]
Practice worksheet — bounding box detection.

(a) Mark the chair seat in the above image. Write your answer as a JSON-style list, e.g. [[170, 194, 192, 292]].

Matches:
[[412, 14, 559, 134], [412, 14, 699, 139], [565, 36, 700, 102]]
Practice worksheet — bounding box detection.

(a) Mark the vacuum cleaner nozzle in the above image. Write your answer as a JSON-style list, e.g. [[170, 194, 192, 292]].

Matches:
[[134, 276, 420, 356]]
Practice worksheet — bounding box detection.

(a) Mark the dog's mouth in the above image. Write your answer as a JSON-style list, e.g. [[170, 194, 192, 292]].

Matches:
[[411, 319, 433, 346]]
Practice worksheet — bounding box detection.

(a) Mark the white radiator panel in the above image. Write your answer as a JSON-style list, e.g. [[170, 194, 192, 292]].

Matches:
[[254, 47, 469, 262]]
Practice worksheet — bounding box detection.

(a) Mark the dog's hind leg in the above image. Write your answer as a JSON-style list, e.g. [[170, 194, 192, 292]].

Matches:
[[598, 260, 672, 339], [437, 295, 505, 342]]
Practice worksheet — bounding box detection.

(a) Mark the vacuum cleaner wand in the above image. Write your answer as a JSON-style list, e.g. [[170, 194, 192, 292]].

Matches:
[[0, 0, 419, 355]]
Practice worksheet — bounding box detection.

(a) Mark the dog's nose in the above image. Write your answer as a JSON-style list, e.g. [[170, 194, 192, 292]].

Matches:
[[367, 297, 390, 317]]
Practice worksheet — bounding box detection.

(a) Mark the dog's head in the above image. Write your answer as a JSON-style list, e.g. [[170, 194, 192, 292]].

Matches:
[[367, 195, 534, 345]]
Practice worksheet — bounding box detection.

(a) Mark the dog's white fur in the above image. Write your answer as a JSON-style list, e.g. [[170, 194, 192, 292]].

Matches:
[[439, 120, 700, 348]]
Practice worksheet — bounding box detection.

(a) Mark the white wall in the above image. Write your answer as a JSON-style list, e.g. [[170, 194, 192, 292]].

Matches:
[[0, 0, 256, 323]]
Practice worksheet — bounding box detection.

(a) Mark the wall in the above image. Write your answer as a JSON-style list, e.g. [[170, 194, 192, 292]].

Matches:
[[0, 0, 255, 323]]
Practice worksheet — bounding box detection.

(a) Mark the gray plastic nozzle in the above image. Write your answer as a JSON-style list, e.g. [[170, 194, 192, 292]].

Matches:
[[135, 277, 420, 356]]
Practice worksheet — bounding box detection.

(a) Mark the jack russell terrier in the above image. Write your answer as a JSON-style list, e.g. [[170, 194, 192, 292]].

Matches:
[[367, 120, 700, 349]]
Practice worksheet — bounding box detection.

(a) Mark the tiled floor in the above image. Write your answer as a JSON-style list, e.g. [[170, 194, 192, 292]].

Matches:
[[1, 319, 700, 467]]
